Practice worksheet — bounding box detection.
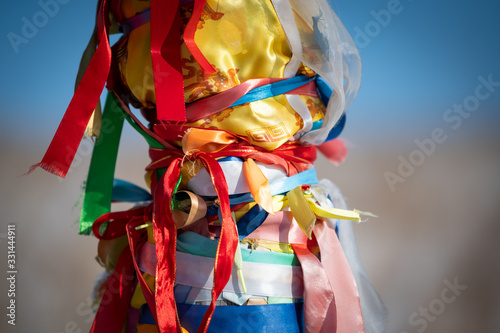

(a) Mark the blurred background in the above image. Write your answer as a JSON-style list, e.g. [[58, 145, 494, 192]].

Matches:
[[1, 0, 499, 332]]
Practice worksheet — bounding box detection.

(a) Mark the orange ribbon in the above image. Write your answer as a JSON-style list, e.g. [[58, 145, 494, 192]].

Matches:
[[243, 158, 274, 215]]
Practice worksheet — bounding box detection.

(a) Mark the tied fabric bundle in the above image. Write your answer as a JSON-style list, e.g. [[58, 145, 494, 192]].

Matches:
[[32, 0, 388, 332]]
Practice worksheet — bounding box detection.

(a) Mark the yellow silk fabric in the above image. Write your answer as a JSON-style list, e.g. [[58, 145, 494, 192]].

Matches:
[[116, 0, 325, 150]]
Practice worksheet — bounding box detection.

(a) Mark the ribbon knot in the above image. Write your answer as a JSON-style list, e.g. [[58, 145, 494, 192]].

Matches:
[[148, 147, 239, 333]]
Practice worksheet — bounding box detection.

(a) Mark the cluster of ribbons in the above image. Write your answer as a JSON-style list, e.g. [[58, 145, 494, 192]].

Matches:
[[30, 0, 368, 332], [29, 0, 217, 178], [79, 91, 365, 332]]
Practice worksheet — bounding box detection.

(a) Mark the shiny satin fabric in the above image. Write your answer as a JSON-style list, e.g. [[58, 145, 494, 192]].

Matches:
[[114, 0, 326, 150], [247, 211, 365, 332]]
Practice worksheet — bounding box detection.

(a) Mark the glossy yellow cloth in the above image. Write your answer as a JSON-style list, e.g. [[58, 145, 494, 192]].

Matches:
[[115, 0, 325, 150]]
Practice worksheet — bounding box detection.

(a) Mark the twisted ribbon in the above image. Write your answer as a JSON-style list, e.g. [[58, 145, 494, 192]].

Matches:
[[90, 207, 158, 332]]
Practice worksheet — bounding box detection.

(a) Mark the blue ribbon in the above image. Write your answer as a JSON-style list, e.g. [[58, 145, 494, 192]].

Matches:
[[235, 204, 268, 240], [139, 302, 305, 332], [230, 75, 316, 108], [111, 179, 152, 202]]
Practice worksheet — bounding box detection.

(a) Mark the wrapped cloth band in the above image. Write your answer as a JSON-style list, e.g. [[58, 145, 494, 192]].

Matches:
[[137, 243, 305, 299]]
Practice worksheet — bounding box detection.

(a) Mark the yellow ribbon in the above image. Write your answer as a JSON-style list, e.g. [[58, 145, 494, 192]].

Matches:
[[272, 188, 361, 239], [287, 186, 317, 239]]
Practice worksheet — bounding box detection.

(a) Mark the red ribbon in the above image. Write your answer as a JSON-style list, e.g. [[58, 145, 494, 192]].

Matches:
[[92, 207, 161, 332], [149, 125, 317, 176], [126, 219, 160, 331], [150, 0, 186, 122], [149, 152, 238, 333], [313, 221, 366, 332], [30, 0, 111, 177], [184, 0, 216, 74], [292, 243, 337, 332], [317, 138, 348, 166], [151, 159, 183, 332], [89, 245, 136, 333]]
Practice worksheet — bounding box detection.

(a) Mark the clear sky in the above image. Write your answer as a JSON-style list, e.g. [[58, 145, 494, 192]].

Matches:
[[1, 0, 499, 148]]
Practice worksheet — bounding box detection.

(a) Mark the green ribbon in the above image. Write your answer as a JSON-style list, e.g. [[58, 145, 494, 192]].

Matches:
[[79, 93, 125, 235], [79, 92, 167, 234]]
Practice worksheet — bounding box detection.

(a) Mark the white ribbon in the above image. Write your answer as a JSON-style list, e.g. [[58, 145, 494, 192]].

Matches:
[[137, 243, 305, 299]]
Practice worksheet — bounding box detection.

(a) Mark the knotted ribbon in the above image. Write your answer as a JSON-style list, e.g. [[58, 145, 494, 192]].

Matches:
[[90, 207, 155, 332], [148, 146, 239, 332]]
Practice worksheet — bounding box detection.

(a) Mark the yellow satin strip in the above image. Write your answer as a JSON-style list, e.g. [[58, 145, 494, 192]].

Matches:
[[131, 273, 156, 309], [231, 212, 248, 294], [286, 186, 317, 239], [271, 194, 360, 222], [271, 190, 361, 238], [241, 239, 294, 254], [308, 200, 361, 222]]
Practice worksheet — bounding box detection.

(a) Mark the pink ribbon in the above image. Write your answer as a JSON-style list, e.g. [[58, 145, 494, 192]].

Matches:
[[247, 211, 365, 332]]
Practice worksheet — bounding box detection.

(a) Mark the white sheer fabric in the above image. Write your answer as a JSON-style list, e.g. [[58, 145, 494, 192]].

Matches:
[[271, 0, 362, 145]]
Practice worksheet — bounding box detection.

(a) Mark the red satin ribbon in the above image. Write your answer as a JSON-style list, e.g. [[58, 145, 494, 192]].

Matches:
[[30, 0, 111, 177], [126, 221, 159, 329], [149, 126, 317, 176], [184, 0, 216, 74], [89, 245, 136, 333], [92, 207, 161, 332], [92, 208, 147, 240], [149, 152, 238, 333], [150, 0, 186, 122], [314, 221, 366, 333], [151, 159, 183, 332], [317, 138, 348, 166]]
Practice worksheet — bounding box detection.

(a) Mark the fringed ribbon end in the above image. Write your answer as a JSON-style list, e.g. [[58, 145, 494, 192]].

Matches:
[[25, 162, 66, 178]]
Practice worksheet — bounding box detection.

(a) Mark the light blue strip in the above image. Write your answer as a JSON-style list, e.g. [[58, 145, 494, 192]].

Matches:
[[269, 167, 318, 195], [229, 75, 315, 108], [228, 168, 318, 206]]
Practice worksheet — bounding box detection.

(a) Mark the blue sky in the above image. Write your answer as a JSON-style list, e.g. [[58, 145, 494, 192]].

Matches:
[[1, 0, 499, 148]]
